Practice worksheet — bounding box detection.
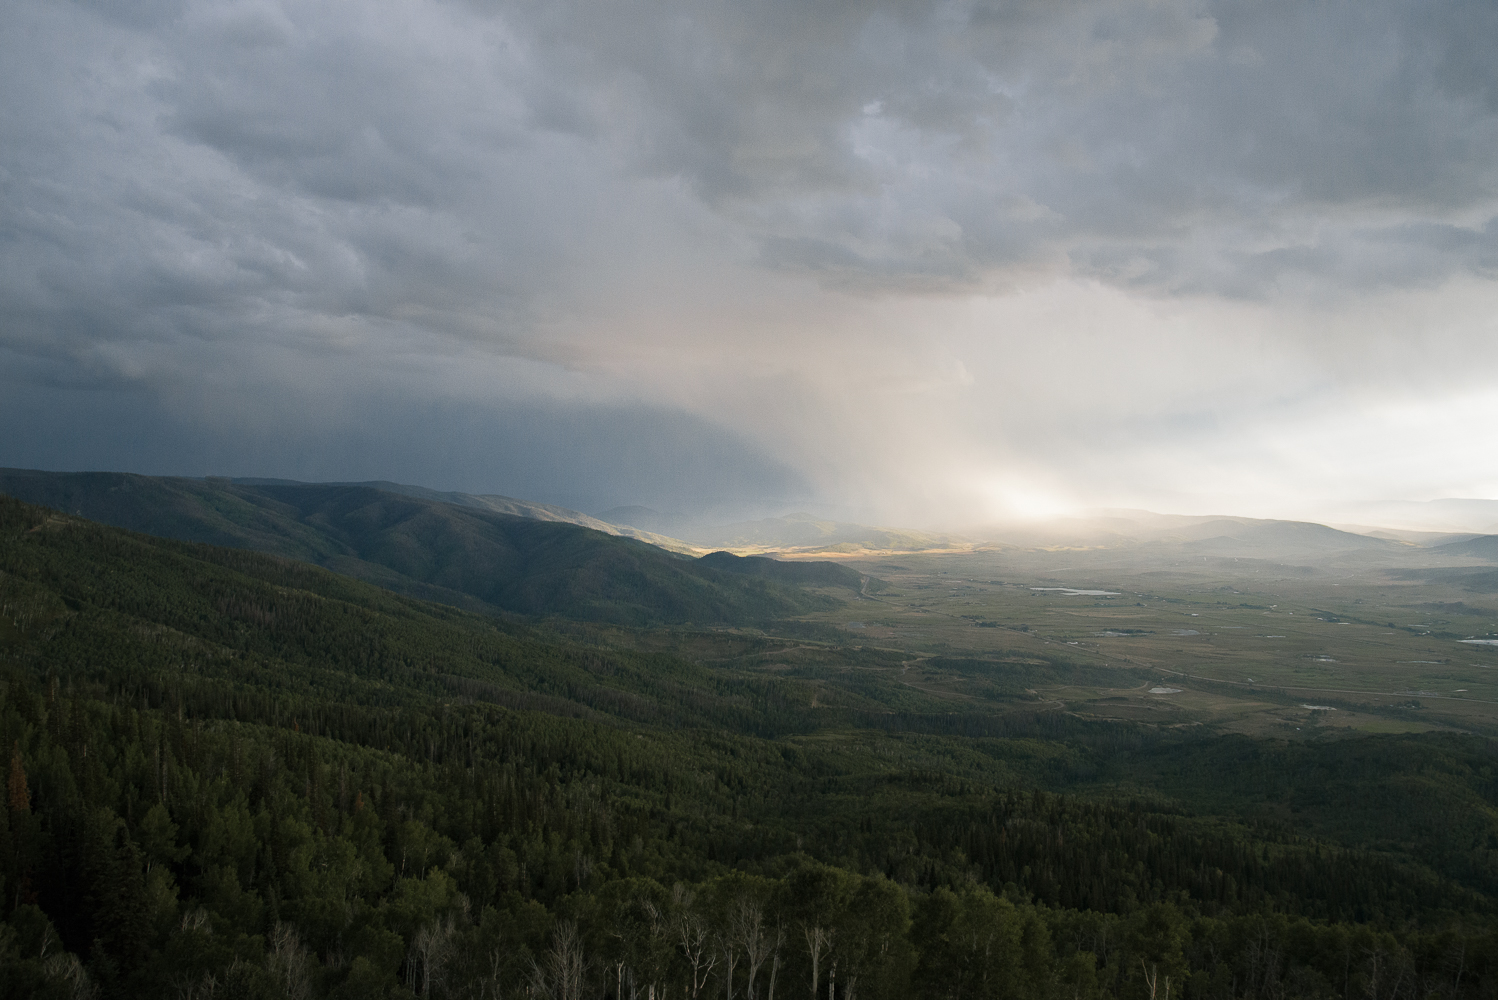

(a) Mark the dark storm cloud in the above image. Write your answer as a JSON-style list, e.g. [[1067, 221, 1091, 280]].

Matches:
[[0, 372, 805, 515]]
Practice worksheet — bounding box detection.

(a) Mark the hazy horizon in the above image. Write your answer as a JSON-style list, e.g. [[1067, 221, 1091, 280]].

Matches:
[[4, 0, 1496, 526], [8, 464, 1498, 542]]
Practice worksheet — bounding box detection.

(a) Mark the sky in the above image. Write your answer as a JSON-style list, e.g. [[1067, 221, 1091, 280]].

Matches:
[[3, 0, 1497, 527]]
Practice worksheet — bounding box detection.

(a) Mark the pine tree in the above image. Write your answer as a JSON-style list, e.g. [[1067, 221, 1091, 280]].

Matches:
[[8, 740, 28, 813]]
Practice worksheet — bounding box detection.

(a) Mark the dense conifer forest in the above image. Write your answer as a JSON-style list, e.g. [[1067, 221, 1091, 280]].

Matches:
[[5, 494, 1498, 998]]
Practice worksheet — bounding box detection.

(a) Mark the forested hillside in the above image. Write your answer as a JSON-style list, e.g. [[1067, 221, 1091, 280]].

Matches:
[[0, 470, 859, 626], [5, 495, 1498, 999]]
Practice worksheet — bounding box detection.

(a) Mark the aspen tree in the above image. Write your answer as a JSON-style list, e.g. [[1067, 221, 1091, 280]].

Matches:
[[674, 884, 719, 1000]]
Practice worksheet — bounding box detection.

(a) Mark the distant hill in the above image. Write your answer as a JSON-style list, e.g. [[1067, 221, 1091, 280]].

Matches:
[[1394, 535, 1498, 592], [0, 469, 862, 625], [1429, 535, 1498, 561], [595, 504, 698, 539], [980, 510, 1402, 556], [334, 482, 697, 551], [1389, 565, 1498, 594], [704, 512, 961, 552], [1335, 525, 1477, 545], [1175, 517, 1402, 555], [697, 549, 887, 592], [1326, 498, 1498, 535], [601, 506, 962, 553]]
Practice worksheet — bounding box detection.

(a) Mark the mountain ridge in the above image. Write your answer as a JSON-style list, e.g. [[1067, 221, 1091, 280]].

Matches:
[[600, 504, 965, 553], [0, 468, 862, 626]]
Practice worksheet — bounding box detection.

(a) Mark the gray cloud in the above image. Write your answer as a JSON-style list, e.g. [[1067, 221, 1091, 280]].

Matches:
[[2, 0, 1496, 515], [505, 0, 1498, 293], [0, 367, 806, 515]]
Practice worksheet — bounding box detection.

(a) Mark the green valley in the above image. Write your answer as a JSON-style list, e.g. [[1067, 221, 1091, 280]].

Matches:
[[4, 489, 1498, 998]]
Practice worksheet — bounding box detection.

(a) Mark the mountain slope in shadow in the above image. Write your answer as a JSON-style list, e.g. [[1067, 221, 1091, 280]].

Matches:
[[0, 469, 854, 625]]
